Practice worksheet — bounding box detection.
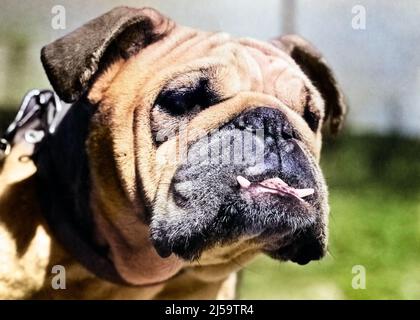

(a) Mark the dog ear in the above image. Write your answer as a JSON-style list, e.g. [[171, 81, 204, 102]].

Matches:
[[272, 35, 347, 135], [41, 7, 174, 103]]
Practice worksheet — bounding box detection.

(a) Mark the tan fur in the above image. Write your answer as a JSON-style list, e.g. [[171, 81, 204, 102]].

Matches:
[[0, 14, 337, 299], [0, 143, 49, 299]]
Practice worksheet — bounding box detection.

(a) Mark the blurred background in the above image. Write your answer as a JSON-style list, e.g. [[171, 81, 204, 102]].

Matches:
[[0, 0, 419, 299]]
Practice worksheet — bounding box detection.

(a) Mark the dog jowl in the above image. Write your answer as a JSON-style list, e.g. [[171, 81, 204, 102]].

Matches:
[[151, 106, 328, 265], [39, 7, 346, 287]]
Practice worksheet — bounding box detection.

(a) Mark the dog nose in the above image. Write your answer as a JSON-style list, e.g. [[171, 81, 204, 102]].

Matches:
[[230, 107, 308, 180], [232, 107, 296, 141]]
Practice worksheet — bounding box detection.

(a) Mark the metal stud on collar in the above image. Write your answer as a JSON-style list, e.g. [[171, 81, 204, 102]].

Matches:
[[0, 138, 11, 160], [0, 89, 61, 162]]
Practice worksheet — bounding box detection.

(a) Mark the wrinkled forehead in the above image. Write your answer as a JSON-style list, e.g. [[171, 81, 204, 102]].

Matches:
[[233, 37, 323, 115], [113, 25, 324, 116]]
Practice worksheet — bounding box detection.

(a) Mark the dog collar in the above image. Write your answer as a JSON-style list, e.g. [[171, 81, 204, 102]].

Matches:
[[1, 90, 131, 286], [0, 89, 61, 163]]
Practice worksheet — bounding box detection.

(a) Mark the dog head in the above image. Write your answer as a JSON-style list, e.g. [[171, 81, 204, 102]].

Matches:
[[41, 7, 346, 285]]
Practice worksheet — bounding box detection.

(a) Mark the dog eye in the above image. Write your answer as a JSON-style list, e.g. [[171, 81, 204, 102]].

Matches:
[[155, 79, 217, 116], [303, 106, 321, 132]]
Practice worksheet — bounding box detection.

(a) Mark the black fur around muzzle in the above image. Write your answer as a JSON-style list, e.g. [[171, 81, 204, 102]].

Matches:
[[151, 107, 328, 263]]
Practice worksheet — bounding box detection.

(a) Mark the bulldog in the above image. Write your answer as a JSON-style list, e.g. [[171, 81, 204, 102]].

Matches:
[[0, 7, 346, 299]]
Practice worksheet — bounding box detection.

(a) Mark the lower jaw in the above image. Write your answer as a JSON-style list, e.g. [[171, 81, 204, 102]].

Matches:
[[189, 238, 262, 267], [184, 248, 261, 282]]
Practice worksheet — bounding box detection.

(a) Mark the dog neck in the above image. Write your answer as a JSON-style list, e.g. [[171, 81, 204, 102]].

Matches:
[[33, 98, 130, 285], [33, 97, 184, 286]]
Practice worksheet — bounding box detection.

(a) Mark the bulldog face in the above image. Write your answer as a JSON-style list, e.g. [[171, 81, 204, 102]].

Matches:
[[41, 7, 346, 284], [150, 72, 328, 264]]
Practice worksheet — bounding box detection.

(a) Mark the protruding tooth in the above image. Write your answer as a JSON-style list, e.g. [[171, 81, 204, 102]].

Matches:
[[295, 188, 315, 198], [237, 176, 251, 188]]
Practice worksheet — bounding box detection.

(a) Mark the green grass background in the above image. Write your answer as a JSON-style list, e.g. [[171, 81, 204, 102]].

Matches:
[[240, 134, 420, 299]]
